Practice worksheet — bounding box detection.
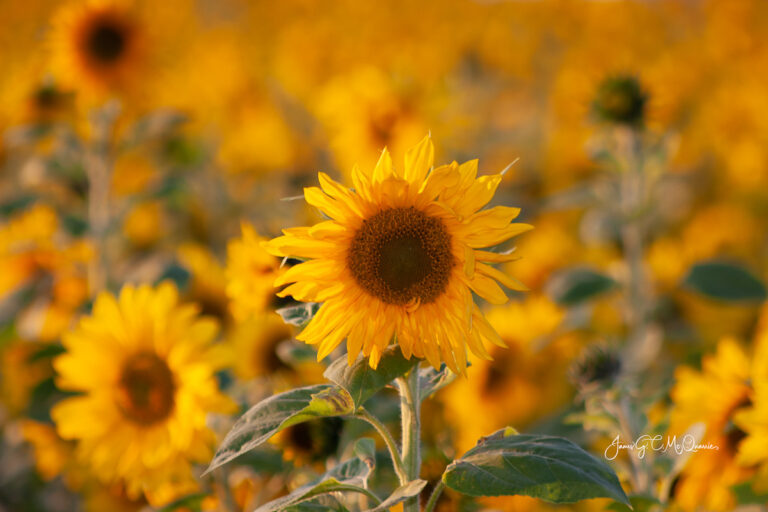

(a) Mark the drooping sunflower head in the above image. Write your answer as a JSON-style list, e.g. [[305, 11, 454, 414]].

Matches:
[[50, 0, 146, 97], [266, 136, 532, 374], [51, 282, 234, 505]]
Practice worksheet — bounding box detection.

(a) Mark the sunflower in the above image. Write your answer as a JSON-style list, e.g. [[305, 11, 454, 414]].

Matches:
[[442, 295, 577, 451], [226, 222, 283, 322], [734, 304, 768, 492], [51, 282, 234, 505], [49, 0, 148, 99], [228, 312, 295, 381], [669, 337, 754, 511], [265, 136, 531, 374]]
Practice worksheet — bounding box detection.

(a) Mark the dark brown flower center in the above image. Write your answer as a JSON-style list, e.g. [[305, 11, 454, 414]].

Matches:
[[116, 352, 175, 425], [87, 22, 126, 64], [348, 207, 454, 305]]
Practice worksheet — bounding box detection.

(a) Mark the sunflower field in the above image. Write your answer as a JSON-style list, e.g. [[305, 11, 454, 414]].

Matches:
[[2, 1, 768, 511]]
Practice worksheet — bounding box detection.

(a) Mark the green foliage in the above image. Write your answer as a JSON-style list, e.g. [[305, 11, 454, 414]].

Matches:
[[419, 364, 460, 400], [278, 302, 321, 328], [683, 260, 767, 302], [206, 384, 354, 474], [362, 480, 428, 512], [551, 268, 617, 306], [732, 480, 768, 505], [605, 495, 661, 512], [324, 346, 418, 408], [442, 429, 630, 505], [254, 446, 376, 512]]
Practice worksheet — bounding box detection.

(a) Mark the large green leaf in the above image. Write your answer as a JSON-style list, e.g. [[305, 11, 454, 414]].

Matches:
[[550, 268, 617, 306], [324, 345, 418, 408], [363, 480, 428, 512], [683, 261, 767, 302], [205, 385, 354, 474], [254, 450, 376, 512], [443, 430, 630, 505]]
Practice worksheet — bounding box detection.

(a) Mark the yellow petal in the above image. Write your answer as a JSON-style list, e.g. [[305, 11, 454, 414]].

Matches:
[[372, 148, 394, 183], [404, 134, 434, 184]]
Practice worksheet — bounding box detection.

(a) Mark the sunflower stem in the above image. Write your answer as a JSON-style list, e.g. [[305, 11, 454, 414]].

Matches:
[[356, 407, 409, 485], [424, 481, 445, 512], [85, 101, 120, 297], [398, 369, 421, 512]]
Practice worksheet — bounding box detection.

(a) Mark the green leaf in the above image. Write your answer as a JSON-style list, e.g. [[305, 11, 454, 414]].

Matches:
[[419, 364, 460, 400], [354, 437, 377, 466], [363, 480, 428, 512], [732, 480, 768, 505], [605, 494, 660, 512], [254, 452, 376, 512], [283, 496, 349, 511], [206, 385, 354, 474], [442, 430, 630, 506], [550, 268, 617, 306], [324, 345, 418, 408], [157, 264, 191, 291], [683, 261, 767, 302], [278, 302, 321, 328]]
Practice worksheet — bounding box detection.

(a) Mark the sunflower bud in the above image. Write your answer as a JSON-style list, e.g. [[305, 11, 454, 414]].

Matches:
[[570, 345, 622, 395], [592, 75, 647, 126]]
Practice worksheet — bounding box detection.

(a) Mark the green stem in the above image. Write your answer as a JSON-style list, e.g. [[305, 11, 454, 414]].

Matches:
[[85, 103, 119, 296], [424, 481, 445, 512], [357, 407, 409, 485], [398, 369, 421, 512]]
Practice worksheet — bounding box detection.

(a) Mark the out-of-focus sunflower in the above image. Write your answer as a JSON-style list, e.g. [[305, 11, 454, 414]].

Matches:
[[265, 136, 532, 374], [49, 0, 149, 100], [442, 295, 576, 451], [228, 312, 293, 382], [122, 200, 164, 249], [51, 282, 234, 505], [271, 417, 344, 468], [734, 304, 768, 493], [20, 420, 75, 482], [226, 222, 282, 322], [669, 338, 754, 511], [0, 203, 59, 300], [0, 339, 54, 417], [313, 67, 428, 177], [177, 243, 230, 322]]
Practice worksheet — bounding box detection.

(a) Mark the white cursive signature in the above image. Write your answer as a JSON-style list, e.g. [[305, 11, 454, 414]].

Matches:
[[604, 434, 719, 460]]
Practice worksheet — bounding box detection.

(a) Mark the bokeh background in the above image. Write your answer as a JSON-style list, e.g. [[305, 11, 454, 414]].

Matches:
[[2, 1, 768, 511]]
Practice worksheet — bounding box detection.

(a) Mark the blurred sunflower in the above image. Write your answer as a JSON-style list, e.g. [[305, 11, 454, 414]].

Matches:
[[734, 305, 768, 492], [228, 312, 293, 382], [0, 203, 59, 300], [226, 222, 283, 322], [177, 243, 230, 322], [265, 136, 532, 373], [49, 0, 149, 100], [669, 338, 754, 511], [313, 67, 428, 177], [51, 282, 234, 505], [442, 295, 577, 451]]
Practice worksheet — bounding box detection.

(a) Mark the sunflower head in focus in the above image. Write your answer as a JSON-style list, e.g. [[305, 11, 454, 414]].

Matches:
[[51, 282, 234, 505], [50, 0, 147, 99], [265, 136, 532, 374]]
